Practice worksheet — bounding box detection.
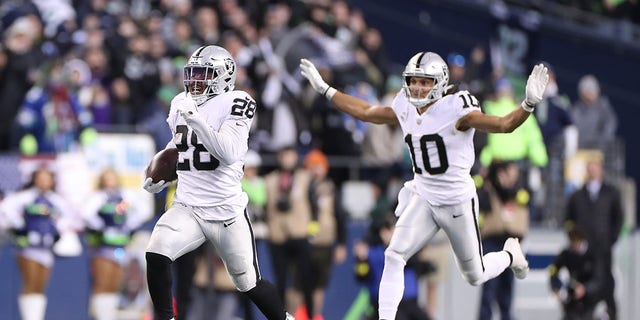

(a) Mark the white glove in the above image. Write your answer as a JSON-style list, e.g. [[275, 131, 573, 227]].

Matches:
[[522, 63, 549, 112], [177, 94, 199, 120], [142, 177, 171, 194], [300, 59, 336, 99]]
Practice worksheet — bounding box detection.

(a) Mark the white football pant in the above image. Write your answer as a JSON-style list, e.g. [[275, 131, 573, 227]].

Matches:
[[146, 203, 260, 292], [378, 193, 510, 319]]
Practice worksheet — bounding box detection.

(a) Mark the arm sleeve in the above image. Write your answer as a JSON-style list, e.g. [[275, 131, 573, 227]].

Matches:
[[49, 193, 82, 232], [0, 192, 29, 229], [123, 190, 154, 231], [185, 114, 249, 165]]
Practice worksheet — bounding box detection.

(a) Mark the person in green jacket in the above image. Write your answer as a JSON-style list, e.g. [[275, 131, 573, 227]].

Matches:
[[480, 78, 548, 168], [479, 78, 548, 222]]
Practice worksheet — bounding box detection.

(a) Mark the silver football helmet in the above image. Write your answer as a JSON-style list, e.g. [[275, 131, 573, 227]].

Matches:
[[402, 52, 451, 108], [184, 45, 236, 105]]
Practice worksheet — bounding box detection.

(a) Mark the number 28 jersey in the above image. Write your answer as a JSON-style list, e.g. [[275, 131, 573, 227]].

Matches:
[[166, 91, 255, 219], [392, 90, 481, 206]]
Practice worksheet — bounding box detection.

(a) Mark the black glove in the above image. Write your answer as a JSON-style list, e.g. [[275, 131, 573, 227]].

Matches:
[[9, 228, 29, 247]]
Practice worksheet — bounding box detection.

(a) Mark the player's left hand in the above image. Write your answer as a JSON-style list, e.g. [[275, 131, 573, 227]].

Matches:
[[300, 59, 330, 95], [524, 64, 549, 108], [142, 177, 171, 194], [178, 94, 199, 120]]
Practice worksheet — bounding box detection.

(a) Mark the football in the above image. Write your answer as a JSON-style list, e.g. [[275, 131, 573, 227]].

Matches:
[[145, 148, 179, 183]]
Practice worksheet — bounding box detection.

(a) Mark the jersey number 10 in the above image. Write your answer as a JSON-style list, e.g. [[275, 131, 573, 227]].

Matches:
[[404, 133, 449, 175]]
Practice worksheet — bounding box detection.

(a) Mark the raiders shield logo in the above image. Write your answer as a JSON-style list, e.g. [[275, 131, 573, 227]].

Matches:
[[225, 58, 235, 75]]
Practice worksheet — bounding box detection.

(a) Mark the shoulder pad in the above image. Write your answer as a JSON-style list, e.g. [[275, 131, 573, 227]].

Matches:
[[451, 90, 480, 110]]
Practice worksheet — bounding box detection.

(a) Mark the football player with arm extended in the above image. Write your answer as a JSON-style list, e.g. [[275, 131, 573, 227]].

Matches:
[[142, 45, 293, 320], [300, 52, 548, 320]]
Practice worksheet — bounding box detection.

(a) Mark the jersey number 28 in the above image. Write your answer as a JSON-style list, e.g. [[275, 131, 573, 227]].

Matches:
[[404, 133, 449, 175], [175, 125, 219, 171]]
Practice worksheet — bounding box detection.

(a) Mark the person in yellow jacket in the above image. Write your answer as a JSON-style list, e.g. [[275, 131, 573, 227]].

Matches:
[[480, 78, 548, 168], [479, 78, 547, 221]]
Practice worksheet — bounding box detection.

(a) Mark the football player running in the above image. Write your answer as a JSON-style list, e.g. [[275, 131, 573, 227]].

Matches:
[[142, 45, 293, 320], [300, 52, 548, 320]]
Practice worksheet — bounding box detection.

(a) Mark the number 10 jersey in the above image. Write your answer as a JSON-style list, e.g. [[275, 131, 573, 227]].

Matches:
[[392, 90, 480, 206]]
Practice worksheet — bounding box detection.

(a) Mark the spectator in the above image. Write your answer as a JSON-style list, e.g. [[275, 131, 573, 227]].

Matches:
[[353, 213, 431, 320], [16, 59, 94, 154], [188, 243, 243, 320], [533, 62, 577, 225], [265, 145, 316, 319], [534, 63, 576, 156], [242, 150, 268, 241], [193, 6, 220, 44], [0, 15, 43, 151], [82, 168, 152, 320], [549, 227, 605, 320], [570, 74, 618, 150], [293, 149, 348, 320], [81, 47, 114, 126], [360, 78, 406, 184], [565, 158, 623, 319], [479, 78, 548, 169], [0, 167, 78, 320], [477, 161, 530, 320], [239, 149, 268, 319], [479, 78, 548, 221]]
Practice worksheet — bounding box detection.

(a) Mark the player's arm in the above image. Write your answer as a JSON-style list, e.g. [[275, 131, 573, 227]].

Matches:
[[81, 193, 106, 230], [177, 95, 249, 165], [456, 64, 549, 133], [300, 59, 398, 125], [457, 107, 531, 133], [186, 115, 249, 165], [49, 193, 82, 232], [0, 191, 30, 229]]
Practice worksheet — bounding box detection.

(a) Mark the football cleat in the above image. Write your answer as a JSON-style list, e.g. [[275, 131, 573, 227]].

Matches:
[[503, 237, 529, 279]]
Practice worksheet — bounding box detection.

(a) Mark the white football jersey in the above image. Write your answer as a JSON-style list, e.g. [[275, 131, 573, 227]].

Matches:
[[392, 90, 480, 205], [166, 91, 255, 220]]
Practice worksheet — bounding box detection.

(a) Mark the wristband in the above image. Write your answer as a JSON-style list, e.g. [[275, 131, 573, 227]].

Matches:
[[521, 101, 535, 113], [323, 87, 337, 100]]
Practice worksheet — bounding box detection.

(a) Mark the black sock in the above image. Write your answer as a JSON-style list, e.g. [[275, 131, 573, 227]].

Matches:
[[244, 279, 287, 320], [174, 249, 198, 320], [146, 252, 175, 320]]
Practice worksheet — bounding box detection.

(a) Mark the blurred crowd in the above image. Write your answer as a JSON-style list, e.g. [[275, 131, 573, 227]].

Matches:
[[509, 0, 640, 25], [0, 0, 631, 320]]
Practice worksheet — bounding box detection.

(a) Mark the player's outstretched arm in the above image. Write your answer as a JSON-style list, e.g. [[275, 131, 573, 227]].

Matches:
[[458, 64, 549, 133], [300, 59, 397, 125]]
